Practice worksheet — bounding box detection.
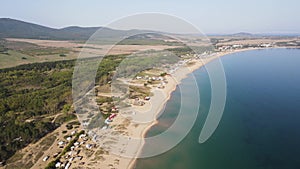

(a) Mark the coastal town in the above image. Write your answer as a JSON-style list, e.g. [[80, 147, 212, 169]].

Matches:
[[1, 33, 300, 169], [1, 18, 300, 169], [1, 1, 300, 169], [27, 36, 300, 169]]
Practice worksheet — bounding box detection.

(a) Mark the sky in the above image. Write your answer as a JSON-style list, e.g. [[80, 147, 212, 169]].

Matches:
[[1, 0, 300, 34]]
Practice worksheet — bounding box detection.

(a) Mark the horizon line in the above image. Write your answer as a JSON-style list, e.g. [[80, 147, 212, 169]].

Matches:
[[1, 17, 300, 36]]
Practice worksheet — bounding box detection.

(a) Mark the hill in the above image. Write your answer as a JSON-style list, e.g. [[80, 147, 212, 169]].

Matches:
[[230, 32, 254, 37], [0, 18, 149, 40]]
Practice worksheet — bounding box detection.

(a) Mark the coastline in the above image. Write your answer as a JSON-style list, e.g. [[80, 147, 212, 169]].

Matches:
[[126, 47, 258, 169], [3, 47, 294, 169], [124, 47, 300, 169], [49, 47, 300, 169]]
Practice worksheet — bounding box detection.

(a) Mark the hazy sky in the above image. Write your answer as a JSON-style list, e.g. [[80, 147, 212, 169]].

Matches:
[[1, 0, 300, 34]]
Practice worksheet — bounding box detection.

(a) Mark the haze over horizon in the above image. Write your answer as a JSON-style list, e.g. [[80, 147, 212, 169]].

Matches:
[[1, 0, 300, 35]]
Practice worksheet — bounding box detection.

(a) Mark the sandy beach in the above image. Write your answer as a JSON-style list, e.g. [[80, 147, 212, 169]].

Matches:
[[85, 48, 254, 169], [1, 47, 285, 169], [126, 48, 264, 169], [2, 5, 300, 169]]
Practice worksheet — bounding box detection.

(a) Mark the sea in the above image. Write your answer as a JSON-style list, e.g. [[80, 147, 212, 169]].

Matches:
[[135, 48, 300, 169]]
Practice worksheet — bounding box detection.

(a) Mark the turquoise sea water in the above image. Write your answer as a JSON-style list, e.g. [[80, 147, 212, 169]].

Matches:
[[135, 49, 300, 169]]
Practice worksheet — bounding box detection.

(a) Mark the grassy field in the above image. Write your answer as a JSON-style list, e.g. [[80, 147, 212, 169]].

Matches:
[[0, 39, 77, 69], [0, 38, 184, 69], [0, 50, 78, 69]]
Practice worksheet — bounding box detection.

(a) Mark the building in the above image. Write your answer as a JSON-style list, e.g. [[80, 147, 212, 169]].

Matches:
[[43, 156, 49, 162]]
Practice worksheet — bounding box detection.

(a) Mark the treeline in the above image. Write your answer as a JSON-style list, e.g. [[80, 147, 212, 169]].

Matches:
[[0, 59, 75, 73], [165, 46, 215, 57], [165, 46, 195, 57]]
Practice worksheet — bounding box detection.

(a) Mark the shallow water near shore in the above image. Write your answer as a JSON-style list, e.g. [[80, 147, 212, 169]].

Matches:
[[135, 48, 300, 169]]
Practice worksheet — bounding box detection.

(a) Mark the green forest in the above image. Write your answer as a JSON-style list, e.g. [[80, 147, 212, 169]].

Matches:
[[0, 60, 74, 162], [0, 46, 194, 163], [0, 53, 126, 162]]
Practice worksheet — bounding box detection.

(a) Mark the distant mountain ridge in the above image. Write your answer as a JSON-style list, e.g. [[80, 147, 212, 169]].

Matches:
[[1, 18, 298, 40], [0, 18, 150, 40], [230, 32, 254, 37]]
